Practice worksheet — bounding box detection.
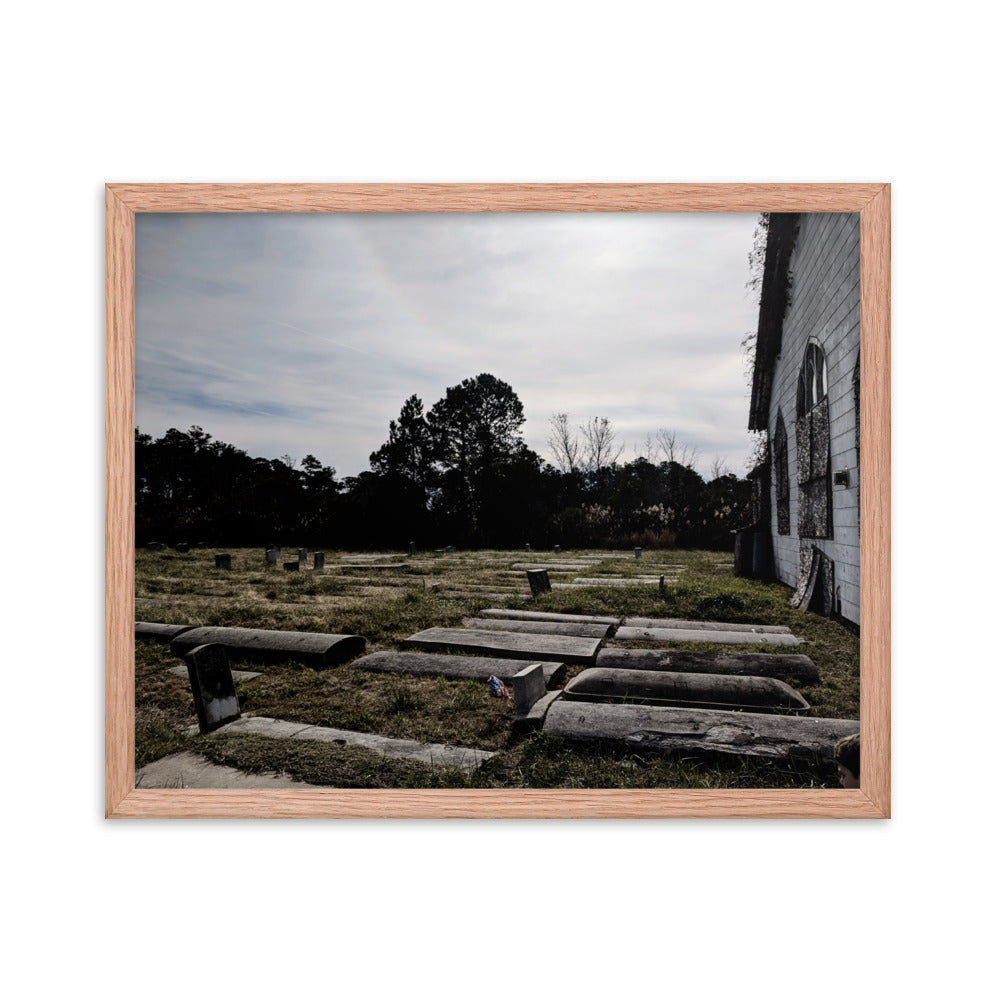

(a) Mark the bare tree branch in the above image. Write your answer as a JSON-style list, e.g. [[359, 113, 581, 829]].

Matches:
[[547, 413, 580, 472], [581, 416, 624, 471]]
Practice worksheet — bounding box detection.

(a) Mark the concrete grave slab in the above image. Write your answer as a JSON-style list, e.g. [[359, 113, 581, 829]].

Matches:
[[170, 626, 365, 667], [215, 716, 494, 774], [402, 627, 604, 665], [135, 751, 320, 789], [623, 617, 793, 635], [571, 577, 664, 585], [595, 648, 821, 684], [562, 668, 810, 712], [463, 617, 614, 639], [351, 650, 567, 688], [479, 608, 620, 626], [544, 701, 859, 761], [169, 664, 261, 682], [614, 626, 802, 646], [135, 622, 196, 643]]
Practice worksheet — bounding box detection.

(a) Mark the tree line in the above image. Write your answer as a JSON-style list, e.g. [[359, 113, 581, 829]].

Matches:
[[136, 373, 752, 550]]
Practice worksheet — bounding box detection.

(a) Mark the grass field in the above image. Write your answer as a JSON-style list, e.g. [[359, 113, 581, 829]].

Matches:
[[134, 546, 859, 788]]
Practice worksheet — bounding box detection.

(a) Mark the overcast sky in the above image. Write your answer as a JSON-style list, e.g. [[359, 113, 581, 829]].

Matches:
[[135, 211, 761, 479]]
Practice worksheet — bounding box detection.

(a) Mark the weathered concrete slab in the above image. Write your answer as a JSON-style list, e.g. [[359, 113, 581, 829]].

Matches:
[[215, 716, 494, 774], [623, 617, 792, 634], [615, 625, 801, 645], [562, 668, 810, 712], [339, 563, 407, 570], [463, 617, 614, 639], [479, 608, 620, 626], [351, 650, 566, 688], [402, 627, 603, 665], [553, 581, 677, 590], [170, 626, 365, 667], [169, 664, 261, 682], [595, 648, 821, 684], [135, 751, 320, 789], [572, 577, 663, 585], [513, 690, 562, 733], [510, 562, 597, 570], [544, 701, 858, 761], [135, 622, 196, 643]]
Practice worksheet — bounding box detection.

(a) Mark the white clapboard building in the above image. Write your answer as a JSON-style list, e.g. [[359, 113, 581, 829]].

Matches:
[[747, 213, 861, 627]]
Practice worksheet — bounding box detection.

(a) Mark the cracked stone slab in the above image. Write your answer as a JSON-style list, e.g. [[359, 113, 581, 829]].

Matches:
[[544, 702, 857, 761], [623, 617, 792, 635], [351, 650, 567, 688], [212, 716, 494, 773], [595, 648, 821, 684], [462, 617, 614, 639], [135, 751, 320, 789], [402, 627, 603, 665], [614, 626, 802, 646]]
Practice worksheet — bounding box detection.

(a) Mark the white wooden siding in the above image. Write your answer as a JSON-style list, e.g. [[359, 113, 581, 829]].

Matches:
[[767, 213, 861, 624]]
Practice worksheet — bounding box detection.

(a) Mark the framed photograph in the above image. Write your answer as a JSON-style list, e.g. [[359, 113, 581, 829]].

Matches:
[[106, 183, 889, 818]]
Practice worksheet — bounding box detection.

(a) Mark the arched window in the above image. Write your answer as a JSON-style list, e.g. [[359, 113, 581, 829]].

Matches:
[[795, 340, 832, 538], [773, 411, 790, 535]]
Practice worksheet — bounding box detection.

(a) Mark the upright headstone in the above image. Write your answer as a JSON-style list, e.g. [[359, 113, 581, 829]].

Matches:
[[313, 552, 325, 569], [525, 543, 532, 552], [176, 543, 190, 553], [512, 663, 547, 714], [265, 548, 279, 565], [184, 642, 241, 734], [635, 547, 643, 559], [195, 541, 207, 549], [554, 545, 561, 554], [409, 541, 416, 556], [284, 561, 299, 571], [527, 569, 551, 597], [659, 575, 666, 596], [445, 545, 456, 553], [298, 548, 308, 564], [215, 553, 231, 570], [145, 541, 159, 550]]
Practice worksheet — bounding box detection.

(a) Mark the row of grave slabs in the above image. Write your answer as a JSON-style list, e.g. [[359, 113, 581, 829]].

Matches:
[[138, 595, 858, 775]]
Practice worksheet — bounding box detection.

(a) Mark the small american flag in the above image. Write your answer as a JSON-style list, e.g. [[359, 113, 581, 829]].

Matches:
[[487, 675, 511, 701]]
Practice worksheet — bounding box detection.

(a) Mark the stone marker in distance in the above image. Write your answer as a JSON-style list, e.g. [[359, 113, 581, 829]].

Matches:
[[214, 553, 231, 570], [527, 569, 551, 597], [184, 642, 241, 734], [313, 552, 325, 569], [266, 548, 279, 565]]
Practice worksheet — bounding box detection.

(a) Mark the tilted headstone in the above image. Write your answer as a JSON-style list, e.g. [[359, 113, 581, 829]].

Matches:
[[214, 553, 232, 570], [184, 642, 241, 734], [284, 561, 299, 571], [176, 542, 190, 553], [313, 552, 325, 569], [635, 547, 642, 558], [512, 663, 547, 714], [265, 548, 279, 565], [527, 569, 552, 597]]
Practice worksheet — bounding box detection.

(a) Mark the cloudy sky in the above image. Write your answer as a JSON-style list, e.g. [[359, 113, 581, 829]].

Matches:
[[135, 211, 761, 479]]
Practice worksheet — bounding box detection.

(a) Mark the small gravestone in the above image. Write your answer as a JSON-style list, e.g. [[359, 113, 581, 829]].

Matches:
[[527, 569, 551, 597], [409, 541, 416, 556], [214, 553, 231, 570], [554, 545, 561, 554], [635, 547, 642, 558], [176, 542, 190, 553], [265, 548, 279, 565], [659, 575, 666, 596], [195, 541, 207, 549], [512, 663, 546, 714], [184, 642, 241, 734], [525, 543, 532, 552], [145, 541, 159, 550], [314, 552, 325, 569], [298, 548, 308, 563], [284, 561, 299, 571], [445, 545, 456, 553]]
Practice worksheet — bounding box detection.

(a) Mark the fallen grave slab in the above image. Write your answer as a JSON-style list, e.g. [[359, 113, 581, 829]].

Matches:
[[135, 622, 196, 643], [572, 577, 664, 585], [168, 664, 261, 682], [553, 581, 678, 590], [170, 626, 365, 667], [562, 668, 810, 712], [479, 608, 620, 626], [135, 751, 320, 789], [595, 648, 820, 684], [462, 617, 614, 639], [215, 716, 494, 774], [543, 701, 858, 761], [337, 563, 407, 570], [510, 562, 598, 570], [623, 617, 792, 635], [353, 650, 567, 688], [614, 625, 801, 646], [401, 627, 604, 665]]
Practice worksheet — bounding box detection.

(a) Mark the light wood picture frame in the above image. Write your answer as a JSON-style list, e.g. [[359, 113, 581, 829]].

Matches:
[[106, 183, 890, 819]]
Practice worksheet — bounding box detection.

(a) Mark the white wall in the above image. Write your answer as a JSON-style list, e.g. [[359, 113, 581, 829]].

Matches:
[[769, 213, 861, 622]]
